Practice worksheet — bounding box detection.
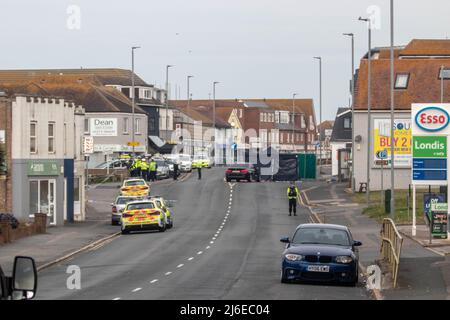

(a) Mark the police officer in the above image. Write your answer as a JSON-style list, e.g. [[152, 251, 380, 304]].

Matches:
[[135, 157, 142, 178], [287, 182, 299, 216], [197, 166, 202, 180], [173, 162, 179, 180], [140, 159, 149, 181], [149, 158, 158, 182]]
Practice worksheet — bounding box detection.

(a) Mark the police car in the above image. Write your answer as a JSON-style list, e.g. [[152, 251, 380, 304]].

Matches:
[[120, 200, 167, 234], [119, 179, 150, 197], [148, 195, 174, 229]]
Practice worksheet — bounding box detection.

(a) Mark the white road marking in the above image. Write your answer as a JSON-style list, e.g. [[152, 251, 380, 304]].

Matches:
[[165, 271, 172, 276], [212, 237, 216, 240], [197, 251, 203, 255], [150, 279, 158, 284], [188, 257, 194, 261], [113, 297, 121, 300], [206, 246, 211, 249], [177, 264, 184, 268], [132, 287, 142, 293], [210, 241, 214, 244]]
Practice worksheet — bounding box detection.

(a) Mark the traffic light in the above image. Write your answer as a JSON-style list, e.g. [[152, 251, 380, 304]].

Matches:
[[0, 143, 7, 175]]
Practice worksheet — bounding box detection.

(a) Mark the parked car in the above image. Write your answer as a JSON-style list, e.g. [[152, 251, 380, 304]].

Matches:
[[95, 159, 130, 170], [111, 196, 143, 225], [176, 154, 192, 172], [280, 224, 361, 286], [154, 159, 170, 180], [225, 166, 253, 182]]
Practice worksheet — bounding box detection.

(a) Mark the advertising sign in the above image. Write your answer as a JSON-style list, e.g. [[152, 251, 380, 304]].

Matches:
[[90, 118, 117, 137], [424, 193, 446, 223], [412, 136, 447, 183], [430, 203, 448, 239], [82, 136, 94, 154], [373, 119, 411, 167], [28, 160, 60, 176]]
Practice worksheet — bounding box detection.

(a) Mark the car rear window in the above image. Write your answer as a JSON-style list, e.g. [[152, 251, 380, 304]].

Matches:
[[292, 228, 351, 246], [116, 197, 134, 204], [124, 180, 146, 186], [127, 203, 155, 210]]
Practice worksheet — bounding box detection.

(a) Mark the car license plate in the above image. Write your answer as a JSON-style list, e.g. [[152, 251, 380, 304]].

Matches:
[[307, 265, 330, 273], [233, 171, 240, 173]]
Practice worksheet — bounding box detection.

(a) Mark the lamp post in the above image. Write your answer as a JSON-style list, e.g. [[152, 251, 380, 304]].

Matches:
[[313, 57, 322, 174], [131, 46, 140, 156], [187, 75, 194, 155], [292, 93, 298, 153], [213, 81, 219, 159], [165, 64, 174, 141], [390, 0, 396, 218], [359, 16, 372, 206], [343, 33, 355, 192]]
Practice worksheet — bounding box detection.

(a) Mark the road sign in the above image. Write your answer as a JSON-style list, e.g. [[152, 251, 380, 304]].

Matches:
[[83, 136, 94, 154], [430, 203, 448, 239], [127, 141, 140, 147]]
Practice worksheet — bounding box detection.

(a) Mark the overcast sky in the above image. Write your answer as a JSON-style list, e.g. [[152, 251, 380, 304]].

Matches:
[[1, 0, 449, 120]]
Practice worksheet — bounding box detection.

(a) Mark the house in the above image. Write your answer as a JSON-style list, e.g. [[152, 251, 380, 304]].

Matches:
[[0, 94, 86, 226], [0, 74, 149, 168], [330, 109, 352, 179], [354, 39, 450, 191], [318, 120, 335, 164]]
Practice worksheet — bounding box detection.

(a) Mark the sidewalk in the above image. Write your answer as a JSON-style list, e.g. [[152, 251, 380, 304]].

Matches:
[[302, 181, 450, 300]]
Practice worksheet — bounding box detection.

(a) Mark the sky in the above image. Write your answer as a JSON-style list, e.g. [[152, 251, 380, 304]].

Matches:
[[1, 0, 450, 121]]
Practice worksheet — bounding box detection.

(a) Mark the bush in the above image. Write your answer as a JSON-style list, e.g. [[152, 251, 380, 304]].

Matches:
[[0, 213, 19, 231]]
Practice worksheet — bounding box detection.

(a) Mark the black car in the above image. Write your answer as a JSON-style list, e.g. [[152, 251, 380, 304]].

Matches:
[[225, 167, 252, 182]]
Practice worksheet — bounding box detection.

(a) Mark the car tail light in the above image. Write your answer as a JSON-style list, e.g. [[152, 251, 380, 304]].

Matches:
[[226, 169, 232, 173], [241, 169, 249, 174], [112, 206, 117, 213], [122, 213, 133, 218]]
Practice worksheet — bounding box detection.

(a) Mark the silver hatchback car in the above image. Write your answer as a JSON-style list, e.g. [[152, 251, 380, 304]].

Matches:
[[111, 196, 144, 225]]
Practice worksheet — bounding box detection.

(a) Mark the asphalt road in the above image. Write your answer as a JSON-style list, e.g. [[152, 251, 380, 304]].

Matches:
[[36, 168, 372, 300]]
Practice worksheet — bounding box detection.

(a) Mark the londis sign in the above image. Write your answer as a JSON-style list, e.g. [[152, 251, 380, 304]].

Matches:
[[412, 104, 450, 135]]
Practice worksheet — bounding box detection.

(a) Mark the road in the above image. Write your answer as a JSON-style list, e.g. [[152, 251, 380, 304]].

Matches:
[[36, 168, 371, 300]]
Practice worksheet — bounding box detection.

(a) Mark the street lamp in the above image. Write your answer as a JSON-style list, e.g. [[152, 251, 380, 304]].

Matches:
[[313, 56, 322, 174], [131, 46, 140, 156], [343, 33, 355, 192], [187, 75, 194, 155], [165, 64, 174, 141], [213, 81, 220, 158], [359, 16, 372, 206], [292, 93, 298, 153]]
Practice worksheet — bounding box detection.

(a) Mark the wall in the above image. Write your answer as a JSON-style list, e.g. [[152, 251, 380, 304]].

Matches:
[[0, 98, 12, 212], [354, 111, 412, 191]]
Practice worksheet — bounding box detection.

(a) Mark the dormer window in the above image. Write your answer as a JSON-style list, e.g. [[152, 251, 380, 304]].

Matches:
[[395, 74, 410, 89]]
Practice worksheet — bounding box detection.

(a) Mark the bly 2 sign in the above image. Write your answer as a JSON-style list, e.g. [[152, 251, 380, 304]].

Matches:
[[413, 105, 450, 134]]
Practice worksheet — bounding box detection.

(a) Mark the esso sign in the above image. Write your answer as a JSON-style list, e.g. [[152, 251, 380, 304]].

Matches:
[[415, 107, 450, 132]]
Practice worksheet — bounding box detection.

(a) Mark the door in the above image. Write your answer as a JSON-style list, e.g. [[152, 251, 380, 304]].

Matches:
[[30, 179, 57, 225]]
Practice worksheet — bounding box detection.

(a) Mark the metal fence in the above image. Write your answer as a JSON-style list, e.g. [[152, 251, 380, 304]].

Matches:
[[380, 218, 403, 288]]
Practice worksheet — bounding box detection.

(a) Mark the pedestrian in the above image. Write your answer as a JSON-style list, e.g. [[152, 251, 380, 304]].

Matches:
[[253, 164, 261, 182], [135, 158, 142, 178], [173, 162, 179, 180], [197, 166, 202, 180], [149, 158, 158, 182], [287, 182, 299, 216], [140, 159, 149, 181]]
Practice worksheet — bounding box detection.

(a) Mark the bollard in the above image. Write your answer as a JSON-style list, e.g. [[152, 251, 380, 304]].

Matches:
[[34, 213, 48, 234]]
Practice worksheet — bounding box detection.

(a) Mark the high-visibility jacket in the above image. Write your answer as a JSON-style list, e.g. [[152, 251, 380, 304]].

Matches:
[[287, 187, 299, 200], [149, 161, 157, 172], [140, 161, 149, 170]]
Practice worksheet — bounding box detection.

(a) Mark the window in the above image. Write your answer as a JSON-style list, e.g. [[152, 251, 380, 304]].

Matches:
[[280, 133, 284, 143], [275, 112, 280, 123], [30, 122, 37, 153], [301, 115, 306, 128], [135, 118, 140, 134], [84, 118, 89, 134], [280, 112, 289, 124], [344, 118, 352, 129], [123, 118, 129, 134], [439, 68, 450, 80], [48, 122, 55, 153], [143, 89, 151, 99], [263, 113, 267, 122], [395, 74, 409, 89], [260, 113, 264, 122]]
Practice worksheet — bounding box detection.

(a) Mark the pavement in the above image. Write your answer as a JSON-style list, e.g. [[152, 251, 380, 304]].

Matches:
[[34, 168, 372, 300]]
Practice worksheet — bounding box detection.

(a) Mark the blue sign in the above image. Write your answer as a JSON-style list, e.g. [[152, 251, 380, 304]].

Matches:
[[424, 193, 446, 223], [413, 170, 447, 181], [413, 159, 447, 170], [376, 150, 388, 160]]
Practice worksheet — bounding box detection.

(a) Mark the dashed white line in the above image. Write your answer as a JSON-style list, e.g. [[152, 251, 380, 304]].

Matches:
[[150, 279, 158, 284], [165, 271, 172, 276], [210, 241, 214, 244], [113, 297, 121, 300], [206, 246, 211, 249], [188, 257, 194, 261], [132, 287, 142, 293], [212, 237, 216, 240], [197, 251, 203, 255], [177, 264, 184, 268]]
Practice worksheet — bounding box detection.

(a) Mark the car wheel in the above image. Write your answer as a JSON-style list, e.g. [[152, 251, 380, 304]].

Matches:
[[237, 179, 241, 182], [280, 270, 289, 284], [121, 228, 129, 235], [226, 178, 231, 182], [112, 220, 118, 226]]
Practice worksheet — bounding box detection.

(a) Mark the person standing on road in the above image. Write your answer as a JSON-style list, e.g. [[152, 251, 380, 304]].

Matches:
[[140, 159, 149, 181], [287, 182, 299, 216], [149, 158, 158, 182], [173, 162, 179, 180], [197, 166, 202, 180], [135, 158, 142, 178]]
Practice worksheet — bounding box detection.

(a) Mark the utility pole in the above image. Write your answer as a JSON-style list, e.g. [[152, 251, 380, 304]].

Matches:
[[343, 33, 355, 192], [213, 81, 219, 159], [187, 75, 193, 155], [359, 16, 372, 206], [131, 46, 140, 156], [313, 57, 322, 175], [292, 93, 298, 153], [165, 65, 174, 141], [390, 0, 396, 218]]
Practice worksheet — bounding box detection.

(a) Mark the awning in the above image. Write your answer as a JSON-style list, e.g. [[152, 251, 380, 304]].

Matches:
[[148, 136, 176, 154]]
